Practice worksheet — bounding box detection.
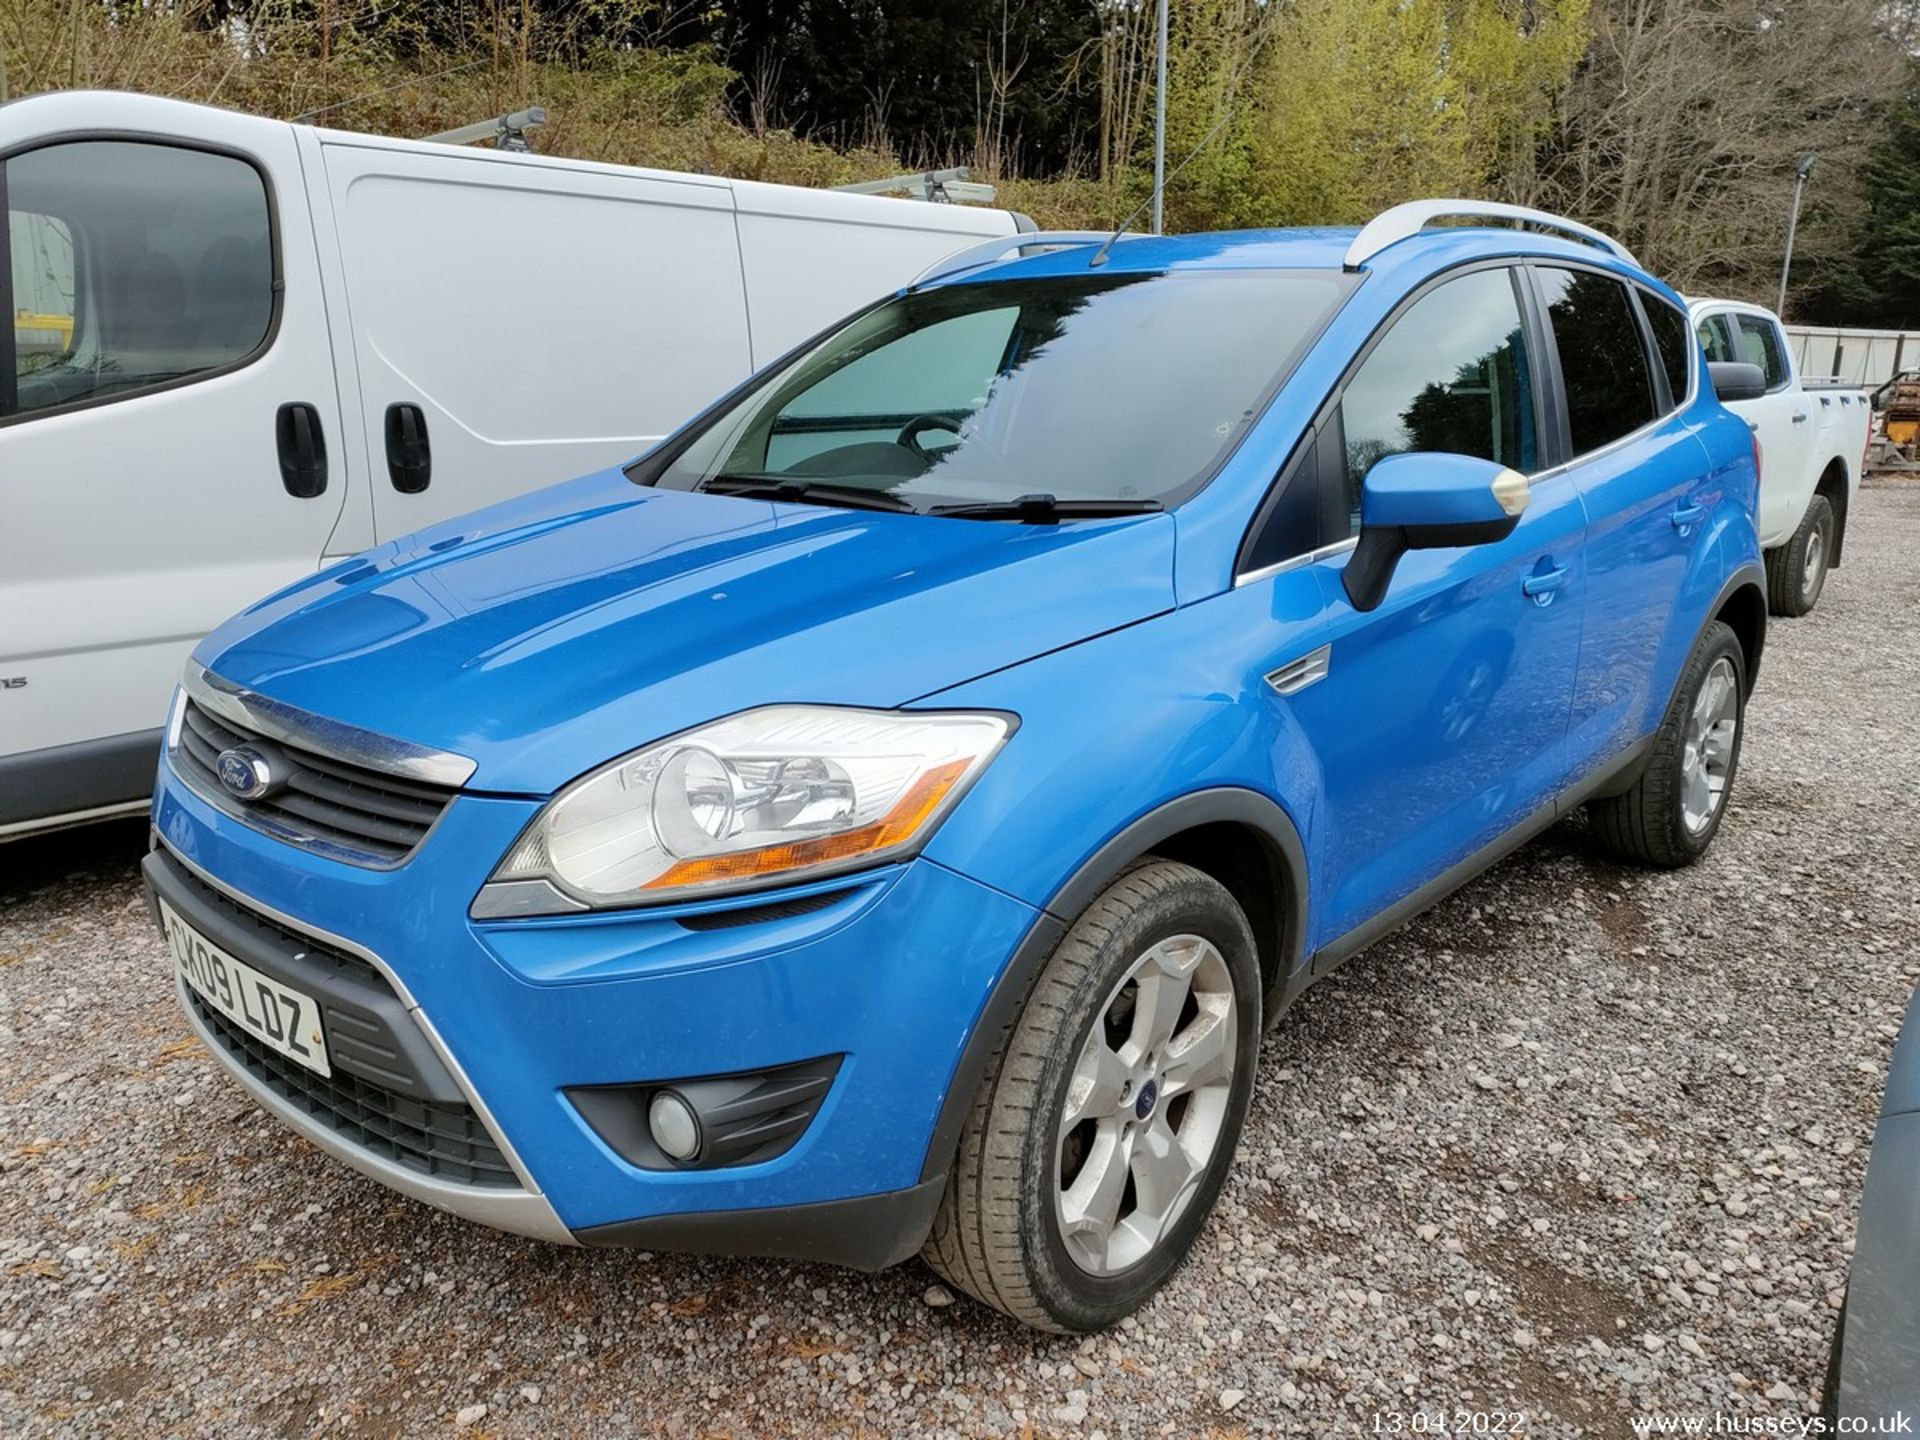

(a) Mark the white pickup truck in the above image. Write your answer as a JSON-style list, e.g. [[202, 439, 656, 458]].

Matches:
[[1690, 298, 1873, 616]]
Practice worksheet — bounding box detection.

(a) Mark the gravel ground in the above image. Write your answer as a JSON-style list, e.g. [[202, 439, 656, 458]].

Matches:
[[3, 478, 1917, 1439]]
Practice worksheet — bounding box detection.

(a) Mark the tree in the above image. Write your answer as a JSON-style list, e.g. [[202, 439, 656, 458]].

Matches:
[[1533, 0, 1908, 309], [1803, 81, 1920, 327]]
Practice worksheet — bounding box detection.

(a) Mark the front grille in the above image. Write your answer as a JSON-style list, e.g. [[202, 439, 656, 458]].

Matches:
[[190, 991, 519, 1189], [174, 699, 456, 865]]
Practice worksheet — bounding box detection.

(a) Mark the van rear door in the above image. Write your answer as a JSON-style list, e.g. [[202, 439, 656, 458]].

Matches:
[[0, 103, 348, 830], [315, 139, 752, 540]]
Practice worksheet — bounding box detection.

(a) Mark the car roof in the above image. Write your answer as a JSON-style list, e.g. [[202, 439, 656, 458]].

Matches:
[[933, 222, 1677, 305]]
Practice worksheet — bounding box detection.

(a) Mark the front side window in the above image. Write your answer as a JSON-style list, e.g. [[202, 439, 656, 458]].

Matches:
[[650, 270, 1348, 510], [1642, 292, 1694, 409], [1338, 267, 1537, 529], [1537, 267, 1657, 456], [1734, 313, 1789, 390], [3, 140, 274, 420]]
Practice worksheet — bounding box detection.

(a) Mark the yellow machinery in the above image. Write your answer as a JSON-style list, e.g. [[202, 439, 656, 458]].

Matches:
[[1885, 373, 1920, 451], [13, 308, 74, 353], [1871, 372, 1920, 470]]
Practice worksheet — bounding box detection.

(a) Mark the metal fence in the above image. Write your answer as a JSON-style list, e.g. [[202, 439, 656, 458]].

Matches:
[[1785, 325, 1917, 388]]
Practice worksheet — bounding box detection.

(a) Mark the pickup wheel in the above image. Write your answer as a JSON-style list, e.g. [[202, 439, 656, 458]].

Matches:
[[1587, 620, 1745, 868], [1766, 493, 1834, 617], [921, 860, 1261, 1331]]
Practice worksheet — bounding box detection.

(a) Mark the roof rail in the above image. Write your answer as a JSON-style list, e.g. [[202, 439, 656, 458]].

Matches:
[[913, 231, 1123, 287], [1344, 200, 1638, 272]]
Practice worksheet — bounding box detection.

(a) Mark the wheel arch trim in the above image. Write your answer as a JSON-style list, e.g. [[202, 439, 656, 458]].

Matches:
[[917, 787, 1309, 1189], [1709, 562, 1768, 687]]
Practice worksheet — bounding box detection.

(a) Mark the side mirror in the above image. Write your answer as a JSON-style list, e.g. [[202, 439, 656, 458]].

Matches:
[[1342, 452, 1529, 613], [1709, 361, 1767, 403]]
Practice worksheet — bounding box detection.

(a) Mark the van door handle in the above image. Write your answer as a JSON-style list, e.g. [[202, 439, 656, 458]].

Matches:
[[1522, 563, 1570, 603], [384, 402, 432, 493], [1671, 502, 1706, 531], [1792, 412, 1809, 423], [274, 403, 328, 499]]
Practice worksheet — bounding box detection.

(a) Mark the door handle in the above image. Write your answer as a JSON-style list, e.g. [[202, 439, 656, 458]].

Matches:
[[1671, 502, 1706, 531], [1791, 412, 1809, 424], [274, 402, 328, 499], [1522, 563, 1570, 604], [384, 402, 432, 494]]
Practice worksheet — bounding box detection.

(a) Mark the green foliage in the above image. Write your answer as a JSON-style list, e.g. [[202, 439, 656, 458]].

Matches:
[[0, 0, 1908, 323], [1811, 83, 1920, 328]]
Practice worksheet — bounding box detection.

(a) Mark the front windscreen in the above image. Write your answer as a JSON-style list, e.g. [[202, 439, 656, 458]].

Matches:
[[647, 269, 1348, 511]]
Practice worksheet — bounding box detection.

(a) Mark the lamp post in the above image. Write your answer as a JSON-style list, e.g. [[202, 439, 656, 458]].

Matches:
[[1778, 151, 1817, 317], [1151, 0, 1168, 234]]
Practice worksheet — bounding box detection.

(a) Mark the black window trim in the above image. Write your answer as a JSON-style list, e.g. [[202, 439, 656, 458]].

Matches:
[[0, 129, 285, 430], [0, 160, 15, 417], [1235, 255, 1554, 583]]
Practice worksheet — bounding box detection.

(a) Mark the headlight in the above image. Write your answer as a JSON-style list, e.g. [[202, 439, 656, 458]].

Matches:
[[478, 706, 1012, 914]]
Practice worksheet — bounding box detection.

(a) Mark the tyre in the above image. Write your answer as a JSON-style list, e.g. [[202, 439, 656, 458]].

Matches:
[[922, 859, 1262, 1331], [1765, 493, 1834, 617], [1587, 620, 1746, 868]]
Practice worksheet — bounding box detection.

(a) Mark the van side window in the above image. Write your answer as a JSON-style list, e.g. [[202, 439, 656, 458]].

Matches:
[[3, 141, 273, 420], [1536, 267, 1657, 456], [1641, 292, 1693, 409], [1338, 267, 1536, 532], [1733, 314, 1789, 390]]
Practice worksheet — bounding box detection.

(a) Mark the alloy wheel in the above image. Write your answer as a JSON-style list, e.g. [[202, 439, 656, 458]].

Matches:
[[1802, 525, 1827, 606], [1054, 934, 1238, 1276], [1680, 655, 1739, 835]]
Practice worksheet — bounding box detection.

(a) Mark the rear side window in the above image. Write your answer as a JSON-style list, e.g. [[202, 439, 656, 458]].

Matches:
[[1641, 293, 1693, 408], [1338, 267, 1537, 529], [3, 141, 274, 420], [1537, 267, 1657, 456], [1733, 314, 1789, 390]]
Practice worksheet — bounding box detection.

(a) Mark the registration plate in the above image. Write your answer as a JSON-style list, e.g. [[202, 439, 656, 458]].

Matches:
[[160, 899, 331, 1078]]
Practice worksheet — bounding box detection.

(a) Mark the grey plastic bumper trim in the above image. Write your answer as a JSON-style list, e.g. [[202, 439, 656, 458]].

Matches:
[[156, 837, 575, 1245], [174, 970, 575, 1244]]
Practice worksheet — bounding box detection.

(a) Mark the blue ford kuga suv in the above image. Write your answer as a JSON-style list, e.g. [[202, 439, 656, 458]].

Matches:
[[145, 201, 1770, 1332]]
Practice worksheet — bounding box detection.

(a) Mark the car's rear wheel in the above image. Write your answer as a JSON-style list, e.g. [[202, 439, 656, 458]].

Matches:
[[922, 859, 1261, 1331], [1766, 493, 1834, 617], [1587, 619, 1746, 868]]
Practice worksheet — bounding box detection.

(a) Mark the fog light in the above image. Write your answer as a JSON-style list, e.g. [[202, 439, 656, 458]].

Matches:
[[648, 1090, 701, 1162]]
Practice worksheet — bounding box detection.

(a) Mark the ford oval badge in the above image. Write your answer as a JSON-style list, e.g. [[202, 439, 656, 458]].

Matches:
[[215, 746, 276, 801]]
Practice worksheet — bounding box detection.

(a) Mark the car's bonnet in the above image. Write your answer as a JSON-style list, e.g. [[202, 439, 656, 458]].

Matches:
[[193, 469, 1177, 793]]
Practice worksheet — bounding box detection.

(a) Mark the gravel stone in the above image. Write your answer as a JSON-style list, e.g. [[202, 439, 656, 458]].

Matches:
[[2, 477, 1915, 1436]]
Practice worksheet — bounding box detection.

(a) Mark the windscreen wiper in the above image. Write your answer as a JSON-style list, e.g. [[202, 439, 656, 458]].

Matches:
[[926, 493, 1165, 523], [697, 474, 922, 513]]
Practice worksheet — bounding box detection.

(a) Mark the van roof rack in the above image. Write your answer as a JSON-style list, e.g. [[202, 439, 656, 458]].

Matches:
[[1344, 200, 1637, 272], [913, 231, 1127, 288]]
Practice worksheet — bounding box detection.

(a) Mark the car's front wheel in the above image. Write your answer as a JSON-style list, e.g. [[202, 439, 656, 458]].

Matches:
[[922, 859, 1261, 1331]]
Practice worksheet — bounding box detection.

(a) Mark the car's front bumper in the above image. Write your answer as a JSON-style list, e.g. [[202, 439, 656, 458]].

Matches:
[[148, 760, 1045, 1268]]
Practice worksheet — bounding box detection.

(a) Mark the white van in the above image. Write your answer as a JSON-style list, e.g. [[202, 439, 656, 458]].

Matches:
[[0, 91, 1026, 839]]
